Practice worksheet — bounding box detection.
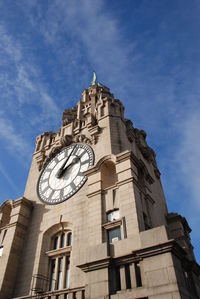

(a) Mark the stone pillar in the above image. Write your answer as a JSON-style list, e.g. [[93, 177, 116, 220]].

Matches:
[[130, 263, 137, 288], [120, 266, 126, 290], [0, 197, 32, 299]]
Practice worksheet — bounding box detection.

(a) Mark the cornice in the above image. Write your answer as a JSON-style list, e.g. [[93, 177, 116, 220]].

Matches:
[[13, 197, 33, 209], [77, 257, 110, 272], [77, 239, 195, 274]]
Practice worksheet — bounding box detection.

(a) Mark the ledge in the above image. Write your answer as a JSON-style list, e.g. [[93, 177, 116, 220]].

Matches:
[[77, 257, 111, 272], [46, 246, 72, 257], [103, 219, 122, 230]]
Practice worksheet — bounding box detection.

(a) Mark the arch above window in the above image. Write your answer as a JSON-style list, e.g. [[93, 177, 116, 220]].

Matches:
[[51, 230, 72, 251], [0, 200, 12, 229], [101, 160, 117, 189]]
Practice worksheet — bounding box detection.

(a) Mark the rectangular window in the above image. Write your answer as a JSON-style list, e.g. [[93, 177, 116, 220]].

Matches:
[[107, 210, 120, 222], [57, 257, 63, 289], [116, 267, 121, 291], [125, 264, 131, 289], [65, 257, 70, 288], [53, 236, 58, 250], [108, 227, 121, 243], [135, 262, 142, 287], [49, 259, 56, 291], [67, 233, 72, 246], [61, 233, 65, 248], [143, 212, 150, 230]]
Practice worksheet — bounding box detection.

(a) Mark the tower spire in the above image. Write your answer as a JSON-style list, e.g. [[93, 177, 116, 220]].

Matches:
[[91, 71, 97, 86]]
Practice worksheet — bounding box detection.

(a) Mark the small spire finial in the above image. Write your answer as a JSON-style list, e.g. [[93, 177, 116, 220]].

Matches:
[[91, 71, 97, 86]]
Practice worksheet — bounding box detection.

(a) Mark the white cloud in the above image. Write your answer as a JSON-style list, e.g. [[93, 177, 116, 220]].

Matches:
[[18, 0, 138, 88], [177, 110, 200, 209], [0, 160, 19, 195], [0, 115, 32, 157], [0, 22, 60, 121], [0, 23, 22, 63]]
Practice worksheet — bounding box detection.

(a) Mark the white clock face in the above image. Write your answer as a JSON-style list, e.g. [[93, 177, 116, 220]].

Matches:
[[37, 143, 94, 204]]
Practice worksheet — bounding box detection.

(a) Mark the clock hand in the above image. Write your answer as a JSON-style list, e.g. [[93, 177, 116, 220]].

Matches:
[[56, 145, 77, 178], [64, 157, 79, 171], [59, 157, 80, 178]]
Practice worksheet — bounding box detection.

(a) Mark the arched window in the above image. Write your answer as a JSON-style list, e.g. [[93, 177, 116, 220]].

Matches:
[[53, 235, 58, 250], [67, 232, 72, 246], [60, 233, 65, 248], [48, 230, 72, 291]]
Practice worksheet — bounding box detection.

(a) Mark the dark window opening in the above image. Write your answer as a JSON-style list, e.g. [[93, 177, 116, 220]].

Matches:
[[116, 267, 121, 291], [135, 262, 142, 287], [61, 233, 65, 248], [49, 259, 56, 291], [53, 236, 58, 250], [67, 232, 72, 246], [125, 264, 131, 289], [143, 212, 150, 230]]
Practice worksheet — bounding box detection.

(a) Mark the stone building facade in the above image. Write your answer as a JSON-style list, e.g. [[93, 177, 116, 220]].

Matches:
[[0, 80, 200, 299]]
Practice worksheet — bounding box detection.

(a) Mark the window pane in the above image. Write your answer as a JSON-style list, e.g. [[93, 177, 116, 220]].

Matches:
[[135, 262, 142, 287], [125, 264, 131, 289], [116, 267, 121, 291], [57, 258, 63, 290], [67, 232, 72, 246], [108, 227, 121, 243], [65, 257, 70, 288], [53, 236, 58, 250], [61, 233, 65, 248], [107, 210, 120, 222], [49, 259, 56, 291]]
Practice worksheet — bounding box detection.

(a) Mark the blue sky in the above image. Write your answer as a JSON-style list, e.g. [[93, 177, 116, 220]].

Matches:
[[0, 0, 200, 261]]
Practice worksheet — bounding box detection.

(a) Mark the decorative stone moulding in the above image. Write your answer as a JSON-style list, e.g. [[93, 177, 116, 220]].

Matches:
[[125, 120, 161, 179], [35, 130, 100, 171], [62, 106, 77, 126]]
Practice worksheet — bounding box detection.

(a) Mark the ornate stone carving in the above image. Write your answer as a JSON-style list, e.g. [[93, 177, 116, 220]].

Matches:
[[36, 148, 47, 171], [36, 132, 98, 171], [134, 128, 160, 179], [125, 119, 135, 142], [74, 134, 91, 144], [62, 107, 77, 126], [60, 135, 73, 147]]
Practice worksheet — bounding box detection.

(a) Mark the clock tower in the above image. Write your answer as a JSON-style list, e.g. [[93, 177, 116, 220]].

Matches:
[[0, 77, 200, 299]]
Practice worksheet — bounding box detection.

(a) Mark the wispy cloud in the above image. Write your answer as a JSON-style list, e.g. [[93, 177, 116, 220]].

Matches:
[[177, 109, 200, 209], [0, 22, 60, 122], [0, 160, 19, 195], [0, 114, 32, 157], [0, 0, 199, 259]]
